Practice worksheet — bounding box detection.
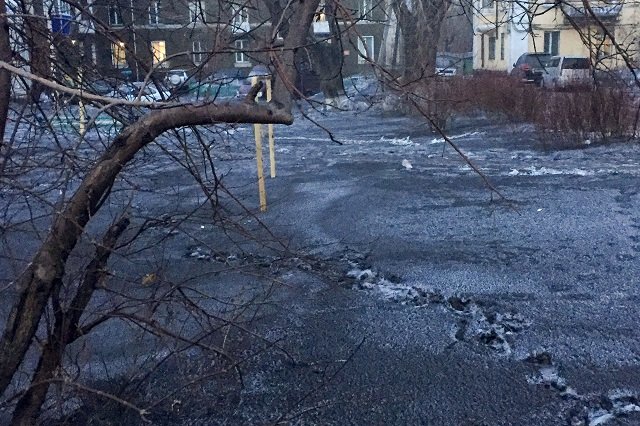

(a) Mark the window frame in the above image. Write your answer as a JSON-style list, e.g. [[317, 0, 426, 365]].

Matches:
[[544, 31, 560, 56], [109, 4, 123, 26], [192, 40, 203, 64], [234, 39, 247, 64], [357, 35, 374, 64], [151, 40, 167, 67], [189, 1, 206, 23], [149, 1, 160, 25], [231, 5, 249, 26], [360, 0, 373, 20], [111, 41, 127, 68], [488, 35, 496, 60]]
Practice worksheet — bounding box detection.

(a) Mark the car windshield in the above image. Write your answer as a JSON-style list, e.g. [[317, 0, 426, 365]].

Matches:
[[562, 58, 590, 69], [524, 55, 551, 67]]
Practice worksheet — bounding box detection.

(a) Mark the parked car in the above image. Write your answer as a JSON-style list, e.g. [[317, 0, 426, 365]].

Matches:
[[165, 69, 189, 86], [541, 56, 592, 89], [108, 82, 169, 102], [510, 53, 552, 86]]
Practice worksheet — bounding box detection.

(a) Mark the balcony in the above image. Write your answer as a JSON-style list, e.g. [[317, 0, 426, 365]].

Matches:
[[563, 2, 622, 21]]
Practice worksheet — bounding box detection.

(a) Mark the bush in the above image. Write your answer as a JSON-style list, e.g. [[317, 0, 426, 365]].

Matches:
[[401, 73, 639, 146]]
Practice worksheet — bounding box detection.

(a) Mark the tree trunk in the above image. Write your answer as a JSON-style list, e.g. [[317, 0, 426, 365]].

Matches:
[[0, 101, 292, 398], [11, 218, 131, 426], [25, 0, 51, 102], [267, 0, 322, 109], [395, 0, 451, 82], [0, 0, 11, 141]]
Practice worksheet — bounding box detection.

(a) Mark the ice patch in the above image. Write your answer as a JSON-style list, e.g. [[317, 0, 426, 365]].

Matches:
[[429, 131, 484, 144], [506, 166, 595, 177], [381, 136, 412, 146]]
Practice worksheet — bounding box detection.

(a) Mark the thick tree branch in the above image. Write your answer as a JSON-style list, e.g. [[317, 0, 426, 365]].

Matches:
[[0, 101, 292, 398]]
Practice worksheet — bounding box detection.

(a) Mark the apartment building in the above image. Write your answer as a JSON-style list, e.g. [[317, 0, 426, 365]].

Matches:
[[35, 0, 385, 81], [473, 0, 640, 72]]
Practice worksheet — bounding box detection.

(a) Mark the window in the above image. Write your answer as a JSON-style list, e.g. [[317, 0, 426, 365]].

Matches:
[[189, 1, 205, 23], [488, 35, 496, 60], [231, 6, 249, 26], [544, 31, 559, 56], [360, 0, 372, 19], [480, 34, 485, 67], [192, 41, 203, 63], [109, 5, 123, 26], [52, 0, 72, 15], [149, 1, 160, 24], [500, 32, 505, 60], [151, 40, 166, 67], [235, 39, 247, 63], [111, 41, 126, 67], [357, 35, 374, 64], [481, 0, 494, 8]]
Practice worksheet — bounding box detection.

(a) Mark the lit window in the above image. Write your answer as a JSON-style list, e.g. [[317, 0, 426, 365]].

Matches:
[[111, 41, 126, 67], [193, 41, 203, 63], [235, 39, 247, 63], [357, 35, 374, 64], [189, 1, 205, 23], [149, 1, 160, 24], [151, 40, 167, 67], [109, 5, 123, 26]]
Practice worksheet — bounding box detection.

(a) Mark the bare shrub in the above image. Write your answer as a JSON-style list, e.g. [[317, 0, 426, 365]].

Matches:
[[403, 73, 639, 147]]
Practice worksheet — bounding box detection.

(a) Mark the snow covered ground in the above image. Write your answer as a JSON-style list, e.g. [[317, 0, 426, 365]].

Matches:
[[3, 107, 640, 424]]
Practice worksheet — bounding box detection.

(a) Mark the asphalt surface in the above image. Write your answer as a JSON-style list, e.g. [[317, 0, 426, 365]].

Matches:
[[3, 105, 640, 425]]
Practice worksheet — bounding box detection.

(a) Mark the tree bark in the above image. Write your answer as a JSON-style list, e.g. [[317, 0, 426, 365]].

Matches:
[[394, 0, 451, 81], [11, 218, 131, 426], [0, 101, 292, 398], [0, 0, 11, 142], [24, 0, 51, 102], [267, 0, 322, 108]]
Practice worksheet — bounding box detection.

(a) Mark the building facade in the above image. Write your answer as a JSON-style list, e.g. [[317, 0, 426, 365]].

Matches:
[[29, 0, 386, 81], [473, 0, 640, 73]]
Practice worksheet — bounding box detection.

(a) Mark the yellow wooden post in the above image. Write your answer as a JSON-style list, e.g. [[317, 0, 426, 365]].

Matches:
[[266, 79, 276, 178], [252, 76, 267, 211]]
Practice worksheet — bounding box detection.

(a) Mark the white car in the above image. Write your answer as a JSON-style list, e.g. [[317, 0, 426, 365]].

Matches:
[[541, 56, 592, 89], [165, 69, 189, 87], [109, 82, 169, 102]]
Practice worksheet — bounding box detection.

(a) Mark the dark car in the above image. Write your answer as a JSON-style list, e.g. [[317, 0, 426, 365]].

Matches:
[[510, 53, 552, 86]]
